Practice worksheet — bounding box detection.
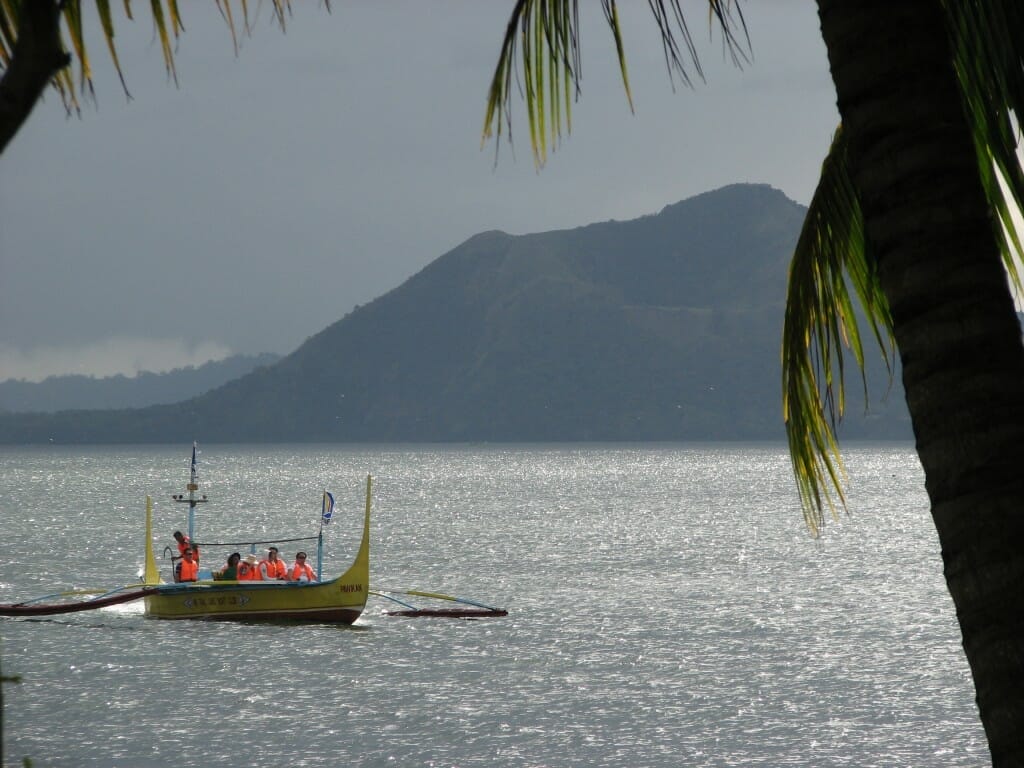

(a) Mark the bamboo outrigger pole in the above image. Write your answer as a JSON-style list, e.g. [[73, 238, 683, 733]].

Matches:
[[369, 588, 508, 618]]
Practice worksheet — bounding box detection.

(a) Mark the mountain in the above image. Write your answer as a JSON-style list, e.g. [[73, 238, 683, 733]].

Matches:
[[0, 184, 912, 444], [0, 353, 281, 412]]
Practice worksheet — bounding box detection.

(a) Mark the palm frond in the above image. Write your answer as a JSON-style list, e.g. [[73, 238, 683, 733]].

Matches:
[[215, 0, 241, 56], [61, 2, 87, 92], [483, 0, 749, 167], [97, 0, 131, 99], [786, 2, 1024, 533], [148, 0, 179, 86], [782, 126, 895, 534], [0, 0, 19, 69], [0, 1, 324, 116], [943, 0, 1024, 296], [482, 0, 581, 168], [271, 1, 290, 31]]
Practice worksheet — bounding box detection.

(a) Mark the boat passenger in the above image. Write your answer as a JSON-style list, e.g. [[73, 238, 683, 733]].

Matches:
[[289, 552, 316, 582], [172, 531, 190, 581], [259, 546, 287, 581], [213, 552, 241, 581], [178, 547, 199, 582], [238, 554, 261, 581], [173, 530, 190, 558]]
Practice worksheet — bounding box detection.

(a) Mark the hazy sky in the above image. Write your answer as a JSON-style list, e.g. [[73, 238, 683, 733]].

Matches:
[[0, 1, 838, 381]]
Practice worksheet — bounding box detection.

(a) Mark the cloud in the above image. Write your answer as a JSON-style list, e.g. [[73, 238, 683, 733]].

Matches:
[[0, 338, 233, 382]]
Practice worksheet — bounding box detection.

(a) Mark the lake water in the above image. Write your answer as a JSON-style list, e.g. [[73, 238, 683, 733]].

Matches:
[[0, 444, 987, 767]]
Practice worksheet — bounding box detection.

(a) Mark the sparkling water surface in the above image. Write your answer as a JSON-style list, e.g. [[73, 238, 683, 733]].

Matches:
[[0, 444, 986, 767]]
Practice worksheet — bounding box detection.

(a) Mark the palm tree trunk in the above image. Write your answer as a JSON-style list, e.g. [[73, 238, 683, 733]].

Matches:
[[0, 1, 69, 155], [816, 1, 1024, 763]]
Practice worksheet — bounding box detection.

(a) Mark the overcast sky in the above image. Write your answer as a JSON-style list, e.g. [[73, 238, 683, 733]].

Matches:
[[0, 1, 838, 382]]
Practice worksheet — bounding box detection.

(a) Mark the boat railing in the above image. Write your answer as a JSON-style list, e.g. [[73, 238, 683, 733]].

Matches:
[[192, 534, 319, 549]]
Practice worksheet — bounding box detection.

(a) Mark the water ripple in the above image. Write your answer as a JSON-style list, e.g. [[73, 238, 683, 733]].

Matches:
[[0, 444, 986, 766]]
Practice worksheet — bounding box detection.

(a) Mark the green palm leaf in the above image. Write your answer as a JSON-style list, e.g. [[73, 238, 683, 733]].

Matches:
[[943, 0, 1024, 296], [0, 1, 311, 117], [484, 1, 747, 167], [782, 126, 894, 532]]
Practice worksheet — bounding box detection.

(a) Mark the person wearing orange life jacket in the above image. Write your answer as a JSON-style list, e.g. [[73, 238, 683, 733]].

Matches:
[[178, 547, 199, 582], [289, 551, 316, 582], [237, 554, 261, 581], [172, 530, 191, 582], [259, 546, 287, 581], [173, 530, 191, 557]]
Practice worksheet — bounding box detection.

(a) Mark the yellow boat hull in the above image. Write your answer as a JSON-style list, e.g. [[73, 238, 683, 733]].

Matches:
[[143, 574, 366, 623]]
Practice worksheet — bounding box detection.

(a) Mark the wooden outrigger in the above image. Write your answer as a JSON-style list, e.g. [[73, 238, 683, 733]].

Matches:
[[371, 589, 508, 618], [0, 586, 162, 617]]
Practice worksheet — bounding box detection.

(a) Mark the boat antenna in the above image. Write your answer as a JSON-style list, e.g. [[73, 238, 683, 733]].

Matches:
[[172, 441, 209, 543]]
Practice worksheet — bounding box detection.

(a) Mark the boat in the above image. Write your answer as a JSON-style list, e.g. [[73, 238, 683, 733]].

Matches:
[[2, 445, 508, 622], [141, 495, 370, 624], [1, 446, 371, 625], [142, 444, 370, 623]]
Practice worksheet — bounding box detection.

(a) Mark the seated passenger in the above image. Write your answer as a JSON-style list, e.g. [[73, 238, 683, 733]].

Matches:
[[238, 554, 261, 581], [213, 552, 241, 581], [259, 546, 287, 581], [289, 552, 316, 582], [178, 547, 199, 582]]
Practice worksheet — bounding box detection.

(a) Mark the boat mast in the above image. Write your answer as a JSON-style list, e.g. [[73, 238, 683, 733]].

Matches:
[[172, 442, 208, 543]]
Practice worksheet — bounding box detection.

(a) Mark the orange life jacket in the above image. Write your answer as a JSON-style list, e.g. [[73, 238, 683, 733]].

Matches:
[[237, 562, 260, 581], [290, 562, 316, 581], [179, 558, 199, 582], [260, 559, 287, 580], [176, 537, 190, 557]]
